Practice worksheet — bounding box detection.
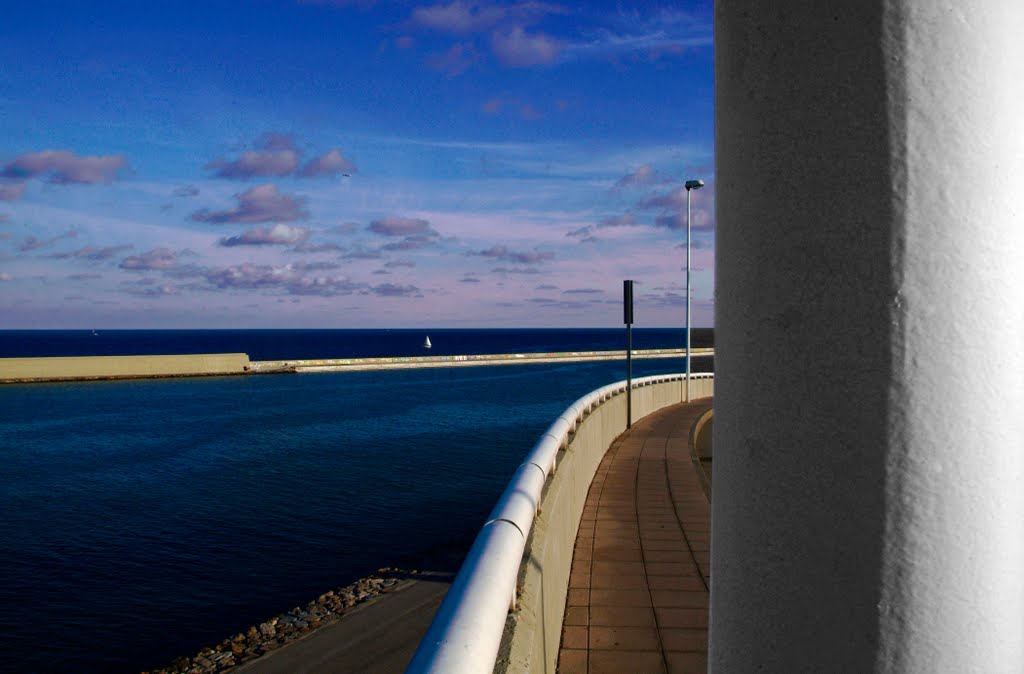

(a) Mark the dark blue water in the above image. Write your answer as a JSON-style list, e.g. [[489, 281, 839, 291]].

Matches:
[[0, 330, 712, 673], [0, 328, 712, 360]]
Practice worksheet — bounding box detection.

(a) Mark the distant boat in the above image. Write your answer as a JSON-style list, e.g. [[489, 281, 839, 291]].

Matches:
[[424, 335, 432, 349], [91, 329, 98, 336]]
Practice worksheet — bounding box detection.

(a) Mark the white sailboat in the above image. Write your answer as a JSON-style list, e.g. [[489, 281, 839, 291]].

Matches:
[[424, 335, 432, 349]]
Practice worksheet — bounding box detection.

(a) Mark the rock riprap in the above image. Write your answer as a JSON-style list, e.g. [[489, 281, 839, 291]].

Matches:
[[143, 569, 420, 674]]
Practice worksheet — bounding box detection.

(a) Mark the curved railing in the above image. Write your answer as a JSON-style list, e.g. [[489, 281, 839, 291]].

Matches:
[[406, 372, 714, 674]]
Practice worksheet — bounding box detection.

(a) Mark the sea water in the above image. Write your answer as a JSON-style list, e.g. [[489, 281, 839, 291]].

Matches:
[[0, 329, 712, 672]]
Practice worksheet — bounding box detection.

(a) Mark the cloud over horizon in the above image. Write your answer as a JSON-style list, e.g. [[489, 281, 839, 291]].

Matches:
[[2, 150, 127, 185], [207, 134, 356, 180], [191, 184, 309, 224], [470, 244, 554, 264], [219, 223, 311, 247]]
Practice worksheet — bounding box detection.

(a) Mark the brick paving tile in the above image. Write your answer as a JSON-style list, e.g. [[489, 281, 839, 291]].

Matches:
[[590, 626, 661, 651], [590, 573, 648, 589], [568, 571, 590, 589], [660, 628, 708, 652], [650, 588, 711, 610], [557, 649, 587, 673], [665, 651, 707, 674], [590, 650, 667, 674], [555, 398, 713, 674], [653, 607, 709, 628], [589, 588, 654, 607], [562, 625, 588, 650], [589, 605, 657, 627], [564, 606, 588, 626]]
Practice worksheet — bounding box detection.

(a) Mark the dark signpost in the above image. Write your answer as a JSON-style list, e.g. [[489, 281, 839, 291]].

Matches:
[[624, 279, 634, 428]]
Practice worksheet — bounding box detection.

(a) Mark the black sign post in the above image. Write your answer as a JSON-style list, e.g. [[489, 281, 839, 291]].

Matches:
[[624, 280, 634, 428]]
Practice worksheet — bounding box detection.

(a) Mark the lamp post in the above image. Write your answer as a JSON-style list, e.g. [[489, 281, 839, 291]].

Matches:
[[684, 178, 704, 402]]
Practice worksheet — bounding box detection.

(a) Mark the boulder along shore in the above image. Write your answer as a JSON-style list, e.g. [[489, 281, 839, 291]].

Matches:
[[143, 567, 435, 674]]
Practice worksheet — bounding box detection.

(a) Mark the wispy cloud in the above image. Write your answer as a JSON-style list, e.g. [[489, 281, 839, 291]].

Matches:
[[370, 283, 421, 297], [366, 215, 442, 251], [190, 184, 308, 224], [208, 147, 300, 179], [491, 26, 563, 66], [119, 247, 182, 271], [470, 244, 554, 264], [410, 1, 508, 34], [219, 223, 310, 247], [612, 164, 663, 190], [17, 230, 77, 252], [426, 42, 479, 76], [367, 215, 436, 237], [200, 262, 360, 297], [2, 150, 127, 185], [385, 258, 416, 268], [0, 181, 26, 201], [52, 244, 134, 261], [207, 134, 356, 180], [298, 149, 357, 177]]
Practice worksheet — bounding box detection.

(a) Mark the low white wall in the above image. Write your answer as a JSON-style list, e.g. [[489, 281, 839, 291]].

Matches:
[[495, 375, 714, 673], [0, 353, 251, 383]]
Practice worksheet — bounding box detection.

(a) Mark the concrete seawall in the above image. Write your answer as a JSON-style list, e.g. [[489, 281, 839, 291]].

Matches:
[[0, 353, 251, 384], [1, 348, 714, 384], [250, 347, 714, 374]]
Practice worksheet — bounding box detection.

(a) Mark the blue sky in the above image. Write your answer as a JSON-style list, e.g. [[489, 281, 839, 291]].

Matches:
[[0, 0, 714, 329]]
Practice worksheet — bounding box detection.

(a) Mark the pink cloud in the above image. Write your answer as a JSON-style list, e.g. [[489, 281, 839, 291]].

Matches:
[[480, 97, 503, 114], [220, 224, 310, 247], [191, 184, 308, 224], [207, 134, 301, 179], [2, 150, 127, 185], [52, 244, 134, 261], [491, 27, 563, 66], [200, 262, 360, 297], [298, 149, 357, 177], [411, 1, 507, 33], [470, 244, 554, 264], [370, 283, 421, 297], [597, 213, 641, 228], [426, 42, 479, 76], [519, 103, 542, 120], [0, 181, 26, 201], [613, 164, 661, 190], [636, 186, 687, 210], [654, 212, 713, 231], [17, 231, 77, 252], [119, 247, 180, 271], [368, 216, 436, 237], [208, 149, 299, 179]]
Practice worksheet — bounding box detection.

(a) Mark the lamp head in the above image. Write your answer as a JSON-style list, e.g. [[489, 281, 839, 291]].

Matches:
[[684, 179, 705, 190]]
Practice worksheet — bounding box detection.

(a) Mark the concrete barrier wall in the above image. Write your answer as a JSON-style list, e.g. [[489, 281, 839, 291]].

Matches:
[[0, 353, 250, 383], [496, 375, 714, 673], [252, 348, 715, 374]]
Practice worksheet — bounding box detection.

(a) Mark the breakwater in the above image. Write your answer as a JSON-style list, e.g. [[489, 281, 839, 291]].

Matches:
[[1, 348, 714, 383], [0, 353, 250, 383]]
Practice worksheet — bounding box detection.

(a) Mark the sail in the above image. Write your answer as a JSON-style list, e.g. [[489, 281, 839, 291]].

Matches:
[[424, 335, 432, 348]]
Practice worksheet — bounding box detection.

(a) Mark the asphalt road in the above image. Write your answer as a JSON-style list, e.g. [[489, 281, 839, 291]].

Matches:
[[234, 577, 450, 674]]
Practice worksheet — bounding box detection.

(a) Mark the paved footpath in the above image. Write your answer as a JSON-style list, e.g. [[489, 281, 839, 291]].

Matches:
[[234, 576, 451, 674], [558, 398, 713, 674]]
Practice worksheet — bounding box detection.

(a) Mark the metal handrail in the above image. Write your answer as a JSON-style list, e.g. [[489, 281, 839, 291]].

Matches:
[[406, 372, 715, 673]]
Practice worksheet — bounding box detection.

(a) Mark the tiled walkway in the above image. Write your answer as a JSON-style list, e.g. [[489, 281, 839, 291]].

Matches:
[[557, 399, 713, 674]]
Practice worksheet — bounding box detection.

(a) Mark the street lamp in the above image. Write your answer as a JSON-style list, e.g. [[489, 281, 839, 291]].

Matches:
[[684, 179, 704, 402]]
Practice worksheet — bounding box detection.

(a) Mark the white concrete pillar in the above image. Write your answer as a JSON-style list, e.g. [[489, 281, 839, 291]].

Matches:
[[712, 2, 1024, 672]]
